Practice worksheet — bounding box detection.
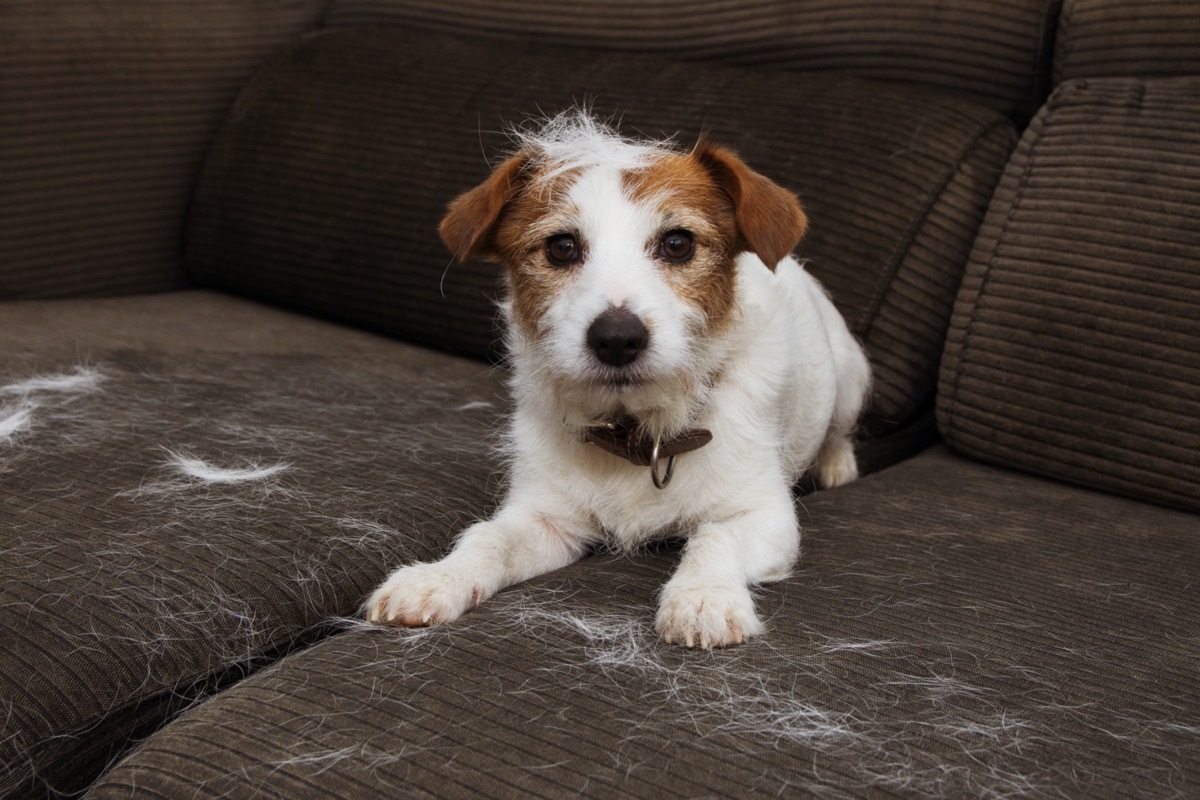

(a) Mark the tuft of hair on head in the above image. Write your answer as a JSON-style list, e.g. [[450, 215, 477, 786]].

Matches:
[[507, 106, 678, 185], [440, 107, 680, 263]]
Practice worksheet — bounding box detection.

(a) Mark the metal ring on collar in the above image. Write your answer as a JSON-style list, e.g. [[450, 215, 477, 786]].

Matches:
[[650, 436, 677, 490]]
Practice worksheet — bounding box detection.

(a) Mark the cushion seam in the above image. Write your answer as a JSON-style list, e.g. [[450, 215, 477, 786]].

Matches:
[[1054, 0, 1078, 86], [944, 92, 1067, 447], [860, 113, 1015, 369]]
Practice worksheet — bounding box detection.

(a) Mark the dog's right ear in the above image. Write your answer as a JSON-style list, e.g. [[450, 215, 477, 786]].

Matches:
[[439, 154, 531, 263]]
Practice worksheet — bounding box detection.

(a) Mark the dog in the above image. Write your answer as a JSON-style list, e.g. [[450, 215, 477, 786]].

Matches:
[[365, 110, 871, 648]]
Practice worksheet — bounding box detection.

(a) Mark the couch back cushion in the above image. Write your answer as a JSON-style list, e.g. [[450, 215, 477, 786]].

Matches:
[[326, 0, 1057, 121], [1054, 0, 1200, 85], [0, 0, 323, 301], [938, 78, 1200, 512], [184, 26, 1016, 450]]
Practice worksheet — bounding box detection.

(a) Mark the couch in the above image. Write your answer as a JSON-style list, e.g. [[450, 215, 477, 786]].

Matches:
[[2, 1, 1198, 797]]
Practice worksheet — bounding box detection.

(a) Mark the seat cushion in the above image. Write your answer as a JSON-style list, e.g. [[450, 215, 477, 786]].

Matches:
[[938, 77, 1200, 512], [185, 26, 1016, 455], [0, 291, 506, 798], [84, 446, 1200, 798]]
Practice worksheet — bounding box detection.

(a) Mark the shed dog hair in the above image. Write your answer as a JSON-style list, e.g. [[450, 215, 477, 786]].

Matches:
[[366, 111, 871, 647]]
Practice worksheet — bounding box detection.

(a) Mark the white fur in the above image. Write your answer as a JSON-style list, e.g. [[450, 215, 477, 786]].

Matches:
[[508, 109, 672, 185], [0, 366, 103, 396], [367, 118, 870, 647], [165, 450, 289, 484], [0, 401, 36, 442]]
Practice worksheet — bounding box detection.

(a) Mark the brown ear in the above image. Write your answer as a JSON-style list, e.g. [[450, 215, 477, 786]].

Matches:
[[693, 141, 807, 270], [438, 153, 530, 262]]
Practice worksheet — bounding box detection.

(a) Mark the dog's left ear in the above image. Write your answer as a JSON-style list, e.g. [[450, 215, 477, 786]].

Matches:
[[439, 153, 531, 262], [693, 141, 807, 270]]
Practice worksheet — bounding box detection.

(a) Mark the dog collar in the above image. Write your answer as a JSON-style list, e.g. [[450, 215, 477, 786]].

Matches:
[[583, 421, 713, 490]]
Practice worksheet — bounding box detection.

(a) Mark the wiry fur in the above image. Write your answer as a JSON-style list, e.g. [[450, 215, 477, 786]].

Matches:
[[507, 111, 673, 185], [367, 110, 871, 647]]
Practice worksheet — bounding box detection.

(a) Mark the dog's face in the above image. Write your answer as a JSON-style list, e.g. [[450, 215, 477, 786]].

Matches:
[[439, 120, 807, 433]]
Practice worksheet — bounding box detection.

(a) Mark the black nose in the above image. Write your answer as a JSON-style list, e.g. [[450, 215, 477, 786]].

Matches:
[[587, 308, 649, 367]]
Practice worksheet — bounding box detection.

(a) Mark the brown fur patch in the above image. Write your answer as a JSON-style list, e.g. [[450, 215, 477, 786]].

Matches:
[[623, 152, 741, 334], [692, 141, 808, 270], [438, 154, 531, 262], [491, 166, 584, 339]]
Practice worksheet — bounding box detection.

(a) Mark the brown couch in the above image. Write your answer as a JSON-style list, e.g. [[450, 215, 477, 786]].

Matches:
[[2, 1, 1198, 797]]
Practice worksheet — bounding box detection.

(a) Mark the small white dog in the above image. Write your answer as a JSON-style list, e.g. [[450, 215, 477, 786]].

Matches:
[[366, 111, 870, 647]]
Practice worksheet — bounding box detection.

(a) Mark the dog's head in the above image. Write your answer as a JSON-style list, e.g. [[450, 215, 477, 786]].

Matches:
[[439, 112, 807, 433]]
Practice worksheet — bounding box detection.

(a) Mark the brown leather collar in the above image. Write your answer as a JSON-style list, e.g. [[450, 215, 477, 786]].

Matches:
[[583, 421, 713, 467]]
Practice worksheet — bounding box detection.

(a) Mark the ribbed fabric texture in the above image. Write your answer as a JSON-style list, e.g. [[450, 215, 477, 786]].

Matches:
[[0, 0, 324, 300], [86, 446, 1200, 798], [939, 78, 1200, 512], [0, 293, 506, 798], [326, 0, 1056, 119], [185, 27, 1014, 443], [1055, 0, 1200, 84]]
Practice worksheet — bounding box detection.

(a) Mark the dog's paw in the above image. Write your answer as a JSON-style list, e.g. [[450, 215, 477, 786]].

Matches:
[[817, 435, 859, 489], [364, 562, 486, 628], [655, 583, 764, 648]]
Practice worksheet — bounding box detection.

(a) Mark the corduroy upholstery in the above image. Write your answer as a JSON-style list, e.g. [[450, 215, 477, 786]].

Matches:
[[185, 27, 1016, 454], [939, 77, 1200, 513], [326, 0, 1058, 120], [1, 292, 506, 798], [1054, 0, 1200, 84], [2, 1, 1199, 798], [0, 0, 325, 301], [85, 447, 1200, 799]]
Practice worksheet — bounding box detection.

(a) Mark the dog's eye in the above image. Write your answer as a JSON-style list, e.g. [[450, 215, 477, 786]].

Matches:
[[545, 234, 581, 267], [659, 230, 695, 263]]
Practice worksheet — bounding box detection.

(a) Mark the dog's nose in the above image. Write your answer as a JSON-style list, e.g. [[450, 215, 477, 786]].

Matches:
[[587, 308, 649, 367]]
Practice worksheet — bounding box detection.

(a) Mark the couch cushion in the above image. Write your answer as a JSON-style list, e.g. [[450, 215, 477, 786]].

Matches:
[[0, 1, 324, 301], [938, 78, 1200, 513], [84, 446, 1200, 798], [0, 291, 505, 798], [1054, 0, 1200, 85], [327, 0, 1056, 119], [185, 26, 1016, 454]]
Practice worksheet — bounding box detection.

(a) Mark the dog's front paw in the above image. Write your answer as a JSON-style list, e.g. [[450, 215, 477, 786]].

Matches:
[[364, 562, 486, 627], [655, 583, 764, 648]]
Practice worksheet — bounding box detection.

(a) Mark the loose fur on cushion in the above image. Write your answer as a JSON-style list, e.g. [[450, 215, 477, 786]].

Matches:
[[366, 110, 870, 647]]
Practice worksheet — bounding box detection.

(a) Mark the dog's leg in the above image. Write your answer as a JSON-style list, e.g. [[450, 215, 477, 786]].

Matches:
[[365, 500, 589, 627], [656, 488, 799, 648], [814, 356, 866, 488], [813, 296, 871, 489], [815, 431, 858, 489]]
